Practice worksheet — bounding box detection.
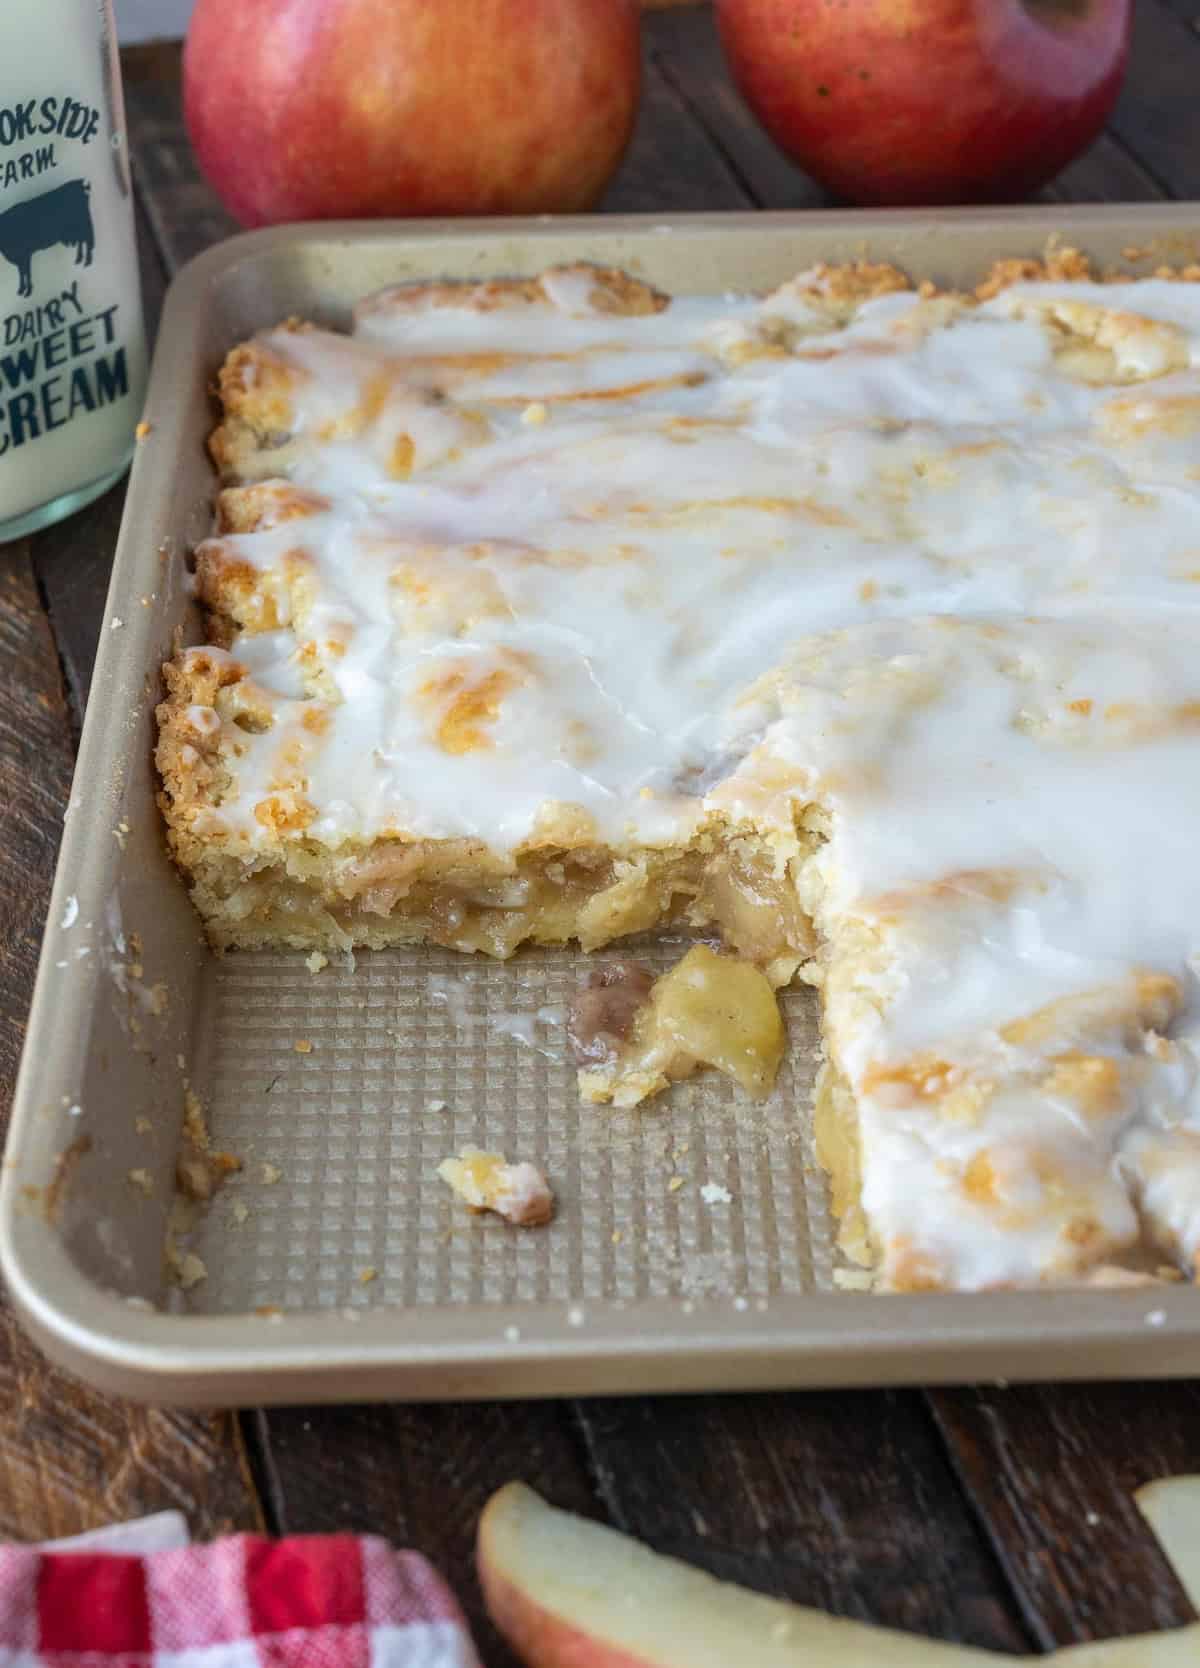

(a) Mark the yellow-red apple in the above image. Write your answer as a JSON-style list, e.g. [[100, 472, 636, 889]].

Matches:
[[183, 0, 641, 227], [477, 1482, 1200, 1666], [715, 0, 1131, 206], [477, 1482, 996, 1667]]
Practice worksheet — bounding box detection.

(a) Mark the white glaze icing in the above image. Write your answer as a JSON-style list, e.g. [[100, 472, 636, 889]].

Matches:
[[185, 267, 1200, 1287], [728, 615, 1200, 1285]]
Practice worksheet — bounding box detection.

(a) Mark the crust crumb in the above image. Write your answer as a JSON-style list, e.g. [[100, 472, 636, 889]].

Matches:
[[438, 1148, 555, 1227]]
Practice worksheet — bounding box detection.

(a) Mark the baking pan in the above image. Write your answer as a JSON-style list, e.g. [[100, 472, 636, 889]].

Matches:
[[4, 206, 1200, 1408]]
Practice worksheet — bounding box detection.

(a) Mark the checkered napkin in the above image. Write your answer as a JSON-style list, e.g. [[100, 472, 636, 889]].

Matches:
[[0, 1514, 482, 1667]]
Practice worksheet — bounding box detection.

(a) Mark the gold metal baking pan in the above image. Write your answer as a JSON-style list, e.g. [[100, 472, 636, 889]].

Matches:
[[4, 207, 1199, 1407]]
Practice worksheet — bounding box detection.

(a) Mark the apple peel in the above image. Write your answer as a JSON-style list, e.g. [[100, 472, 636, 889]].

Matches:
[[479, 1482, 1200, 1668]]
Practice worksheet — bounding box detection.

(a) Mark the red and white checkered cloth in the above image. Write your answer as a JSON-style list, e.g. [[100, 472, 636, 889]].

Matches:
[[0, 1521, 483, 1667]]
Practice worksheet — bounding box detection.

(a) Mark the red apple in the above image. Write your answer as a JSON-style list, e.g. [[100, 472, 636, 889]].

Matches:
[[183, 0, 641, 228], [715, 0, 1131, 206]]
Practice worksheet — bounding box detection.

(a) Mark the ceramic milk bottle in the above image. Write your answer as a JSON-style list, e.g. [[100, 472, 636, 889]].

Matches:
[[0, 0, 148, 540]]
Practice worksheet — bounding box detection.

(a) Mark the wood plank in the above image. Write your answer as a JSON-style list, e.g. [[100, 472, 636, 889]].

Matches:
[[0, 552, 76, 1121], [31, 476, 129, 733], [572, 1392, 1030, 1652], [1106, 0, 1200, 200], [928, 1383, 1199, 1650], [121, 42, 238, 275], [132, 181, 169, 345], [603, 36, 754, 212], [248, 1401, 599, 1666], [0, 544, 263, 1541], [1152, 0, 1199, 35], [0, 1334, 263, 1542], [644, 5, 830, 210], [29, 194, 167, 726], [1042, 131, 1166, 205]]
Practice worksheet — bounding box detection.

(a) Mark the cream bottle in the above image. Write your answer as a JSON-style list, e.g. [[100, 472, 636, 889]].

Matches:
[[0, 0, 148, 540]]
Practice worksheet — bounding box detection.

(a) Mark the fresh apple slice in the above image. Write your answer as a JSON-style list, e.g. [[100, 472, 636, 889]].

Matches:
[[478, 1483, 1200, 1668]]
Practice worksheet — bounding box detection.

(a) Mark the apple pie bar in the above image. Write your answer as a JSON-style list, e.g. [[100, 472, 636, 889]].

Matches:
[[157, 251, 1200, 1291]]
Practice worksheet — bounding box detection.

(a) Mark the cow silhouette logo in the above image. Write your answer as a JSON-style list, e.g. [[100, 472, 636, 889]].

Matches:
[[0, 179, 95, 300]]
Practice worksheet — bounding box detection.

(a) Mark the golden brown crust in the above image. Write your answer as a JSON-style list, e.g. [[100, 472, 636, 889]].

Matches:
[[355, 263, 669, 322], [360, 276, 550, 315], [1152, 263, 1200, 282], [572, 265, 670, 317], [973, 247, 1094, 300], [215, 482, 330, 534], [804, 260, 913, 303], [192, 538, 320, 638], [208, 320, 319, 481], [813, 1061, 873, 1270], [155, 651, 247, 838]]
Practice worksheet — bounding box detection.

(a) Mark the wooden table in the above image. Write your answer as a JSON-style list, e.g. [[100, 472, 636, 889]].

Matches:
[[3, 7, 1200, 1659]]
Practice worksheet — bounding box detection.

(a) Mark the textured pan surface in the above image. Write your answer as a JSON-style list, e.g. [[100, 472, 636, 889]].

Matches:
[[196, 939, 827, 1317], [5, 208, 1200, 1406]]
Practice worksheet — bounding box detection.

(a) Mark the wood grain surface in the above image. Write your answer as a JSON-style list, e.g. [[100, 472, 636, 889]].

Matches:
[[572, 1393, 1030, 1651], [0, 537, 262, 1543], [928, 1384, 1199, 1647], [0, 550, 73, 1118], [1, 11, 1199, 1657], [248, 1402, 597, 1668], [645, 7, 829, 210]]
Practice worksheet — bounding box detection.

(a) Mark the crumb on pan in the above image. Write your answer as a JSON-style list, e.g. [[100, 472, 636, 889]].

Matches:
[[176, 1085, 242, 1202], [166, 1241, 208, 1290], [833, 1268, 876, 1292], [437, 1148, 554, 1227]]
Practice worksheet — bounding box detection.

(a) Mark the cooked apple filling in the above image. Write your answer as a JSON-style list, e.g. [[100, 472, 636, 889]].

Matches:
[[158, 253, 1200, 1291], [570, 946, 785, 1109]]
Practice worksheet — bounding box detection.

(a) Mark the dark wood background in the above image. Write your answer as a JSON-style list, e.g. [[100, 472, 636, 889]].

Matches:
[[2, 8, 1199, 1659]]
